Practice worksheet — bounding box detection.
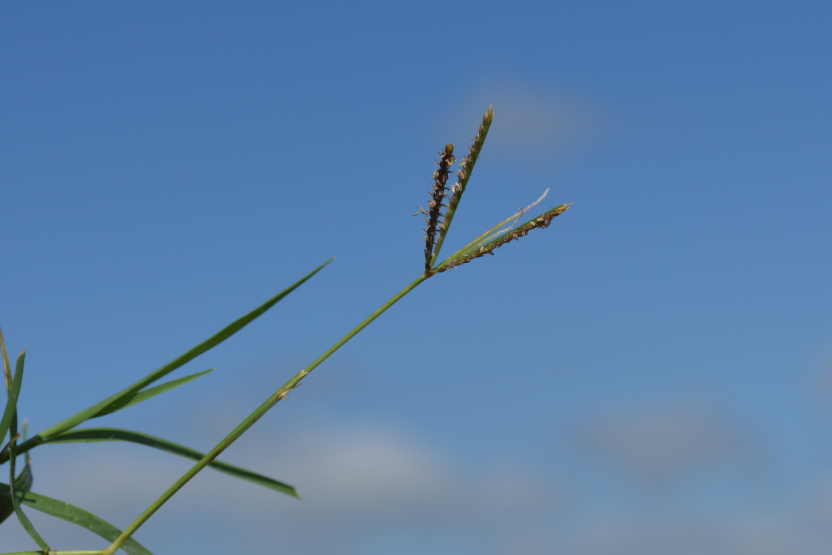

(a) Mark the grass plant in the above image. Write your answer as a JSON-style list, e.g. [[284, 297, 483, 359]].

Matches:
[[1, 107, 571, 555]]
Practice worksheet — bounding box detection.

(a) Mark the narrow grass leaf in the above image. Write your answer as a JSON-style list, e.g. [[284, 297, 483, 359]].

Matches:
[[0, 444, 33, 525], [6, 353, 50, 551], [4, 259, 332, 462], [92, 369, 214, 418], [0, 352, 25, 446], [0, 485, 153, 555], [9, 438, 49, 551], [46, 428, 300, 498]]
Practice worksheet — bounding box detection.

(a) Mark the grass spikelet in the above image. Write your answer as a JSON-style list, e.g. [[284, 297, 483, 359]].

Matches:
[[423, 143, 456, 272], [436, 203, 571, 272], [430, 106, 494, 266]]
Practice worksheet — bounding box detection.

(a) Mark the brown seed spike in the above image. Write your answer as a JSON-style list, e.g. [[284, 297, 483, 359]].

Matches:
[[423, 143, 456, 272]]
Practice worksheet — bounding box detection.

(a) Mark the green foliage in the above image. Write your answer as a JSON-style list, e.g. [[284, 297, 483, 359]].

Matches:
[[0, 483, 153, 555]]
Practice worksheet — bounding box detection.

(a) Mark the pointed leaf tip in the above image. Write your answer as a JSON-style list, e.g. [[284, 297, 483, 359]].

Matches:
[[35, 260, 333, 441]]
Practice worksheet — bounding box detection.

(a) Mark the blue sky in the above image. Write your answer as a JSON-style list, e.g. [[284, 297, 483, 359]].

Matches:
[[2, 1, 832, 553]]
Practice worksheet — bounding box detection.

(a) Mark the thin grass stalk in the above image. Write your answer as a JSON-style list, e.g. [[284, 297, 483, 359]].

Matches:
[[108, 191, 566, 550], [104, 274, 429, 554]]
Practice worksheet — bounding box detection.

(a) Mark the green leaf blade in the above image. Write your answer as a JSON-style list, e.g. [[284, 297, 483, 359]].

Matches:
[[2, 259, 332, 464], [6, 353, 50, 551], [0, 443, 33, 525], [46, 428, 300, 499], [0, 486, 153, 555], [8, 474, 49, 552], [0, 352, 25, 446], [92, 369, 214, 418]]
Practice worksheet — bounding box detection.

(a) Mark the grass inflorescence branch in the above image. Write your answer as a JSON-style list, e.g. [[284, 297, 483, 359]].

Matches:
[[422, 143, 456, 273], [436, 203, 572, 272], [430, 105, 494, 267]]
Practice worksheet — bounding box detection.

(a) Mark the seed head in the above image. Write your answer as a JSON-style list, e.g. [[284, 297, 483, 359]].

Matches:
[[423, 143, 456, 272], [437, 203, 571, 272]]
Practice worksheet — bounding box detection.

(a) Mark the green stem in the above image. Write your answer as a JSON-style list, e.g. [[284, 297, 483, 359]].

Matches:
[[0, 436, 40, 465], [103, 273, 430, 555]]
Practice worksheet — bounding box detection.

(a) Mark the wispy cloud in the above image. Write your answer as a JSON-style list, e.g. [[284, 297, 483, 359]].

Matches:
[[10, 423, 551, 553], [7, 417, 832, 555], [438, 81, 602, 160], [579, 401, 752, 480]]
